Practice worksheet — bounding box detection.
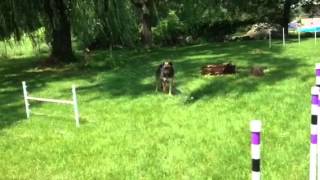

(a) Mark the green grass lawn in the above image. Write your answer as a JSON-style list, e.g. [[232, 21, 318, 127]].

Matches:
[[0, 38, 319, 179]]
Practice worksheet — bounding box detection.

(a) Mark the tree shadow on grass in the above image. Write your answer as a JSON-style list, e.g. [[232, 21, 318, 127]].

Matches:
[[0, 40, 311, 129], [0, 56, 98, 130], [77, 41, 307, 102], [0, 88, 26, 128], [0, 57, 42, 129], [183, 55, 307, 104]]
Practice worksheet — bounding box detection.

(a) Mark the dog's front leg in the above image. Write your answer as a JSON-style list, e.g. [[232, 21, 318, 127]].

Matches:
[[155, 79, 159, 92], [169, 79, 172, 95]]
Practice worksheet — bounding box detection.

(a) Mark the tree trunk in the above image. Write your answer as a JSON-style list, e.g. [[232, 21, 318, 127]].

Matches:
[[132, 0, 153, 48], [282, 0, 292, 36], [141, 7, 152, 48], [44, 0, 75, 63]]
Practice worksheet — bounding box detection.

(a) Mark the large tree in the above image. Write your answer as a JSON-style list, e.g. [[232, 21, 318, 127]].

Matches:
[[44, 0, 75, 63], [71, 0, 138, 49], [0, 0, 75, 63], [0, 0, 42, 40], [131, 0, 155, 48], [282, 0, 297, 36]]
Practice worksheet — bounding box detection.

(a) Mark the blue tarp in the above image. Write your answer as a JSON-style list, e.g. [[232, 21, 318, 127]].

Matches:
[[288, 22, 299, 29], [297, 26, 320, 32]]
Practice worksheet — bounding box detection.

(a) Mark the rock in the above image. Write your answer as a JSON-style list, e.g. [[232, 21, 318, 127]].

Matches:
[[230, 23, 282, 41], [250, 67, 264, 77], [201, 63, 236, 75], [231, 35, 254, 41], [185, 36, 193, 44]]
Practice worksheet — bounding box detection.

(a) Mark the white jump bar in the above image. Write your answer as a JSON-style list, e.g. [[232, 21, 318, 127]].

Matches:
[[27, 96, 74, 104]]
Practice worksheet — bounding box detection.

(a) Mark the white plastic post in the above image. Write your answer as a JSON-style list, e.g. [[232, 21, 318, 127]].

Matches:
[[72, 85, 80, 127], [283, 28, 285, 47], [22, 81, 30, 119], [269, 30, 272, 48], [298, 29, 301, 45], [251, 120, 262, 180]]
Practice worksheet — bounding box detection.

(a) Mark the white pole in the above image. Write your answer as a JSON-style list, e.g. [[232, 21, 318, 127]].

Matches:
[[251, 120, 262, 180], [22, 81, 30, 119], [283, 28, 285, 47], [72, 85, 80, 127], [298, 29, 301, 45], [315, 30, 317, 45], [269, 30, 272, 48]]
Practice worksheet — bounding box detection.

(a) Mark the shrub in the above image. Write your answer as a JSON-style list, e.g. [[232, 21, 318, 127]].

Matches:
[[152, 10, 186, 46]]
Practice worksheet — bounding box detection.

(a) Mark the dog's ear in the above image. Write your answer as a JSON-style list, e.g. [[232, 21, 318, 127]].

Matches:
[[158, 62, 164, 69], [168, 61, 173, 65]]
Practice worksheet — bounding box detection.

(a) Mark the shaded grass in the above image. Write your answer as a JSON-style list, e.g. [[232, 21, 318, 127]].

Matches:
[[0, 39, 319, 179]]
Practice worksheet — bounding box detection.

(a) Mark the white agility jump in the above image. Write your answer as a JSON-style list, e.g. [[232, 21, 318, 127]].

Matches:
[[22, 81, 80, 127], [268, 27, 318, 48]]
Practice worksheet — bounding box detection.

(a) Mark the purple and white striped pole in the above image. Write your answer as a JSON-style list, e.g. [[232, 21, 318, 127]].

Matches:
[[315, 63, 320, 180], [310, 86, 319, 180], [316, 64, 320, 87], [251, 120, 262, 180]]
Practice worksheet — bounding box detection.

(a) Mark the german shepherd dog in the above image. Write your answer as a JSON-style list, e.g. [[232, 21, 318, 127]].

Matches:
[[155, 61, 175, 95]]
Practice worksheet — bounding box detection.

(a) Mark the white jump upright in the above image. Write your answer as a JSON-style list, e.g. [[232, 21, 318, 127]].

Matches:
[[22, 81, 30, 118], [251, 120, 262, 180], [269, 29, 272, 48], [283, 27, 285, 47], [298, 29, 301, 45], [315, 30, 317, 45], [21, 81, 80, 127], [72, 85, 80, 128]]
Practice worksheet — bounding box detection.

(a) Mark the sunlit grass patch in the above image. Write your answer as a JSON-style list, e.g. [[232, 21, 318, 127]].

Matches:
[[0, 38, 319, 179]]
